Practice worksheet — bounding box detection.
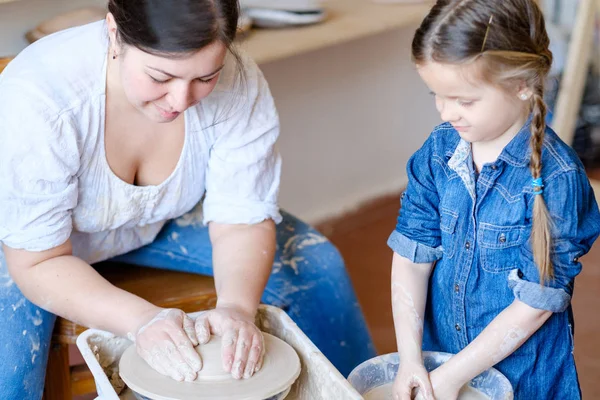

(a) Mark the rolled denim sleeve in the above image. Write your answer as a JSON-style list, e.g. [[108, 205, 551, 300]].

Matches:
[[388, 231, 443, 263], [508, 269, 571, 312], [510, 170, 600, 312], [388, 135, 443, 263]]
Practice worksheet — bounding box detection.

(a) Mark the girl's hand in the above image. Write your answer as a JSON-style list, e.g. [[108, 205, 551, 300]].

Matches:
[[424, 367, 463, 400], [392, 362, 434, 400], [133, 308, 202, 382], [194, 305, 264, 380]]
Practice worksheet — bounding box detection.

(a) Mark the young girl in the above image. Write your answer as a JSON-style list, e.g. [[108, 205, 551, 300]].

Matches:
[[389, 1, 600, 399]]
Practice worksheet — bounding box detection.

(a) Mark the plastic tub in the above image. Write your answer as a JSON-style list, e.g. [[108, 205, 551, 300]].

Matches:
[[347, 352, 514, 400]]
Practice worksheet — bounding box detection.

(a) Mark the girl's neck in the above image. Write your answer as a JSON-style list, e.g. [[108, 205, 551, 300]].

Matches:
[[472, 110, 530, 172]]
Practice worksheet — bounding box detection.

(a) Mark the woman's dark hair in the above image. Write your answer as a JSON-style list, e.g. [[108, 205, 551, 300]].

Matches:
[[108, 0, 239, 56]]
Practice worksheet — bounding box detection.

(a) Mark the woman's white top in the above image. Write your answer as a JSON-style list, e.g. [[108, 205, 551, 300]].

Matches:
[[0, 21, 281, 264]]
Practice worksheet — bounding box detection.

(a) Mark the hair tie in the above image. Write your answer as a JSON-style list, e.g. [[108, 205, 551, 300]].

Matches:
[[532, 177, 544, 195]]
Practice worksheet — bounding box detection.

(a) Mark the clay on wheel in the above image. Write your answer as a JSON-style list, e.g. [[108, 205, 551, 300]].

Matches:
[[119, 333, 301, 400]]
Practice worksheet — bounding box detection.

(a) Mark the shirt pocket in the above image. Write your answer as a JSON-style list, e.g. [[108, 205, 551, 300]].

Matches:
[[478, 222, 528, 273], [440, 208, 459, 259]]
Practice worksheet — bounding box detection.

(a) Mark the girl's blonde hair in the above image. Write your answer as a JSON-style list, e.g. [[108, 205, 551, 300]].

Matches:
[[412, 0, 554, 282]]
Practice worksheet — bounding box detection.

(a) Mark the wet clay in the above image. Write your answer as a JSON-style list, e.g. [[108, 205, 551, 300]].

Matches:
[[119, 332, 301, 400], [362, 382, 491, 400]]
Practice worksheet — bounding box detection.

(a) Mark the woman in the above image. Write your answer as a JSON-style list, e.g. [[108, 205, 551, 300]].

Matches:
[[0, 0, 375, 397]]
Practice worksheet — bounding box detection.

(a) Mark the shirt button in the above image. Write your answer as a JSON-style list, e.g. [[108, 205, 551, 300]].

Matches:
[[454, 284, 460, 293], [455, 324, 461, 332], [465, 241, 471, 250], [491, 165, 498, 170], [573, 257, 579, 263], [499, 233, 506, 243]]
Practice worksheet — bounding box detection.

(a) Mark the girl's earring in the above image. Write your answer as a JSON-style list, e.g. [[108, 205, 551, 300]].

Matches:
[[519, 93, 529, 101], [112, 51, 117, 60]]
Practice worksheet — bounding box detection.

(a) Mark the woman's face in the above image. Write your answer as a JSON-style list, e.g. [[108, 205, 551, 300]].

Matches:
[[107, 14, 227, 123]]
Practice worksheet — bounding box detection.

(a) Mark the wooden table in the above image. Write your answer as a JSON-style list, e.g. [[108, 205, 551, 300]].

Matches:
[[0, 57, 10, 71]]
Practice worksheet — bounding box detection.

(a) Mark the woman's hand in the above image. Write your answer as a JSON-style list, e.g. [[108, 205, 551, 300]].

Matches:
[[392, 361, 435, 400], [194, 304, 264, 380], [132, 308, 202, 382]]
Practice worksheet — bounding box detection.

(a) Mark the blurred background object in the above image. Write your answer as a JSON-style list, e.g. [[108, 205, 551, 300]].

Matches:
[[543, 0, 600, 168], [25, 6, 106, 43], [23, 6, 254, 44], [240, 0, 327, 28]]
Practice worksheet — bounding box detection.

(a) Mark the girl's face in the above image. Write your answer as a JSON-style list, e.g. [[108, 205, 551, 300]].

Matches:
[[417, 61, 531, 147], [107, 14, 227, 123]]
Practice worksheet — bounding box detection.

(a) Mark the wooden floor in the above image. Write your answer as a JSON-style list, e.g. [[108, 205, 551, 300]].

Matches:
[[319, 181, 600, 398]]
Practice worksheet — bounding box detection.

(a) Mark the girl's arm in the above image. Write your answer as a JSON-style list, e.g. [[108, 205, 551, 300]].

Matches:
[[425, 300, 551, 399], [392, 252, 434, 365], [392, 252, 436, 400]]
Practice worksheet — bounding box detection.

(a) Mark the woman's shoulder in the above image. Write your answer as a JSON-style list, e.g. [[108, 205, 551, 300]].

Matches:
[[0, 21, 107, 115]]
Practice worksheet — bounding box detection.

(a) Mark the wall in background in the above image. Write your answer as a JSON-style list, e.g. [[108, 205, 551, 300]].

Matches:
[[260, 27, 439, 222]]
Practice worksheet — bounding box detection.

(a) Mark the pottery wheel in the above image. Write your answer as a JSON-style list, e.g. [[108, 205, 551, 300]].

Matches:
[[119, 333, 301, 400]]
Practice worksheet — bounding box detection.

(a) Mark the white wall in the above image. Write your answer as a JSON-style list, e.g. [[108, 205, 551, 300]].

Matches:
[[0, 0, 440, 223], [263, 27, 439, 222]]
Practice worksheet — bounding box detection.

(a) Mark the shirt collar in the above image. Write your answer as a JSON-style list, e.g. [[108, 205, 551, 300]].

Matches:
[[447, 115, 534, 169], [497, 115, 533, 167]]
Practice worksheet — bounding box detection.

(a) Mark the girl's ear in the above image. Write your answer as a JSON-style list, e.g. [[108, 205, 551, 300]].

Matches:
[[516, 81, 534, 101]]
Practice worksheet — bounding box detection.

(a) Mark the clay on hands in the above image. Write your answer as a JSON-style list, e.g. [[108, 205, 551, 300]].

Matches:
[[131, 308, 202, 382], [193, 306, 265, 379]]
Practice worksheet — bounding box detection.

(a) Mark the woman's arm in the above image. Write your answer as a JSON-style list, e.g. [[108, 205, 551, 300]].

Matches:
[[191, 219, 276, 380], [209, 219, 276, 315], [3, 240, 160, 336], [4, 240, 205, 382]]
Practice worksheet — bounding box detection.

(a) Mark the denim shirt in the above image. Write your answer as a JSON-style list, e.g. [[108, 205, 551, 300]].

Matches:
[[388, 121, 600, 399]]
